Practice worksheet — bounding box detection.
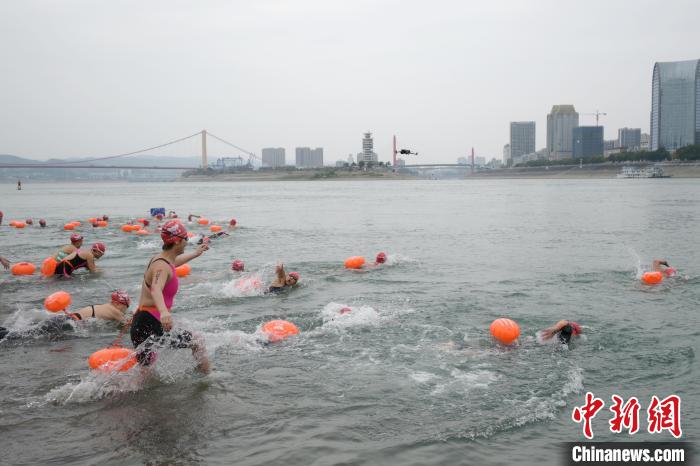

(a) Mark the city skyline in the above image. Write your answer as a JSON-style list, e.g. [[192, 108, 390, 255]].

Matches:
[[1, 1, 699, 164]]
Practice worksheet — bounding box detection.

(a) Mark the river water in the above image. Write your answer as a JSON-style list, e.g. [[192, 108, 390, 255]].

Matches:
[[0, 179, 697, 465]]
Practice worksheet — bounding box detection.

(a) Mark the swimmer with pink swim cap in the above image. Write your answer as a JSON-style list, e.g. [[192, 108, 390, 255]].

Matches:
[[268, 263, 300, 293], [540, 320, 582, 344], [652, 259, 677, 277], [375, 252, 387, 265], [53, 233, 84, 261], [231, 259, 245, 272]]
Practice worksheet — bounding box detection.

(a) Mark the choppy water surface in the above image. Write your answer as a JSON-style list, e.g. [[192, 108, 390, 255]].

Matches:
[[0, 179, 697, 465]]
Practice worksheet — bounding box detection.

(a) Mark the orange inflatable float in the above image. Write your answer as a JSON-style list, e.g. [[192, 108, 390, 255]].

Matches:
[[210, 225, 222, 232], [136, 218, 147, 224], [64, 223, 75, 230], [490, 318, 520, 345], [262, 320, 300, 343], [11, 262, 36, 275], [14, 221, 26, 229], [71, 221, 81, 227], [97, 220, 108, 227], [9, 220, 18, 227], [88, 347, 137, 372], [175, 263, 191, 277], [87, 217, 97, 223], [136, 229, 150, 235], [197, 218, 210, 225], [41, 257, 58, 276], [641, 271, 663, 285], [344, 256, 366, 269], [44, 291, 72, 312]]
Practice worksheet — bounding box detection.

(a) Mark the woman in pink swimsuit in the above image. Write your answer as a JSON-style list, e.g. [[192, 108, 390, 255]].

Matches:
[[130, 220, 210, 373]]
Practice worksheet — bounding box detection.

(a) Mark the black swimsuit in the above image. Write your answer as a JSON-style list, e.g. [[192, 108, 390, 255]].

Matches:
[[54, 253, 88, 276]]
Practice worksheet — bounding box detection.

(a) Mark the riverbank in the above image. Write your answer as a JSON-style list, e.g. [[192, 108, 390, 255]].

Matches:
[[466, 162, 700, 179], [180, 169, 417, 182]]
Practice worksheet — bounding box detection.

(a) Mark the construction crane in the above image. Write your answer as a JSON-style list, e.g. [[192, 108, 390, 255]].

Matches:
[[581, 110, 607, 126]]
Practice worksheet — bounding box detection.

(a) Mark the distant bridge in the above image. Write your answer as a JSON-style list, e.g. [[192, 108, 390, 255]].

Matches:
[[0, 130, 257, 171], [403, 164, 472, 168]]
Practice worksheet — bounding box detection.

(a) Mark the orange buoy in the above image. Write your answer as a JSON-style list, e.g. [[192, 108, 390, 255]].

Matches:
[[97, 220, 108, 227], [120, 224, 132, 232], [262, 320, 300, 343], [9, 220, 18, 227], [64, 223, 75, 230], [44, 291, 72, 312], [136, 218, 146, 224], [40, 257, 58, 276], [88, 347, 137, 372], [136, 229, 150, 235], [71, 221, 81, 227], [186, 232, 195, 238], [210, 225, 222, 232], [175, 263, 191, 277], [87, 217, 97, 223], [344, 256, 366, 269], [130, 224, 141, 231], [197, 218, 210, 225], [14, 221, 26, 229], [11, 262, 36, 275], [490, 318, 520, 345], [641, 271, 663, 285]]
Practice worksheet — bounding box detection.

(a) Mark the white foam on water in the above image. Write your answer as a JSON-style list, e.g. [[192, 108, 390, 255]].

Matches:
[[220, 273, 266, 297], [410, 371, 437, 384], [320, 302, 381, 329], [136, 239, 160, 249]]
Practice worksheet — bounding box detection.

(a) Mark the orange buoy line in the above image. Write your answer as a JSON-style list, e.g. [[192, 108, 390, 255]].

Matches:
[[490, 318, 520, 345], [44, 291, 72, 312], [344, 256, 365, 269]]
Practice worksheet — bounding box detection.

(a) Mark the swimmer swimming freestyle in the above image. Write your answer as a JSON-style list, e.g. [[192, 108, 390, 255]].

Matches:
[[539, 320, 582, 344], [54, 242, 105, 276], [268, 263, 300, 293]]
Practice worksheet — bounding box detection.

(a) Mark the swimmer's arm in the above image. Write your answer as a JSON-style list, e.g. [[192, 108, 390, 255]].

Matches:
[[541, 320, 569, 339], [174, 243, 209, 266], [276, 264, 286, 281], [86, 254, 98, 273], [0, 256, 9, 269]]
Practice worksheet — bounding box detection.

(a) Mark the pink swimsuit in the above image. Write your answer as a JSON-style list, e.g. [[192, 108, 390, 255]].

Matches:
[[142, 258, 179, 321]]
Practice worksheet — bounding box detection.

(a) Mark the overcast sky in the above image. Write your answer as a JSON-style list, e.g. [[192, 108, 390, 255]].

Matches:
[[1, 0, 698, 164]]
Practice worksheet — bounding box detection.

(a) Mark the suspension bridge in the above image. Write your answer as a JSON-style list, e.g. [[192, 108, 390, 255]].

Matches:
[[0, 130, 258, 170]]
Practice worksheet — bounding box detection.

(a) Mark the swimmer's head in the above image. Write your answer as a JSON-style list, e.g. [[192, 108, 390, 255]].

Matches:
[[375, 252, 387, 264], [70, 233, 84, 246], [570, 321, 581, 336], [39, 219, 46, 227], [286, 272, 300, 286], [111, 289, 131, 309], [231, 259, 244, 272], [102, 215, 109, 221], [340, 307, 352, 315], [229, 218, 237, 227], [155, 214, 164, 221], [91, 242, 106, 258], [161, 220, 188, 251]]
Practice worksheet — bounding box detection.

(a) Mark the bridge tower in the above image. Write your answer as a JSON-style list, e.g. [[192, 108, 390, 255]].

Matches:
[[392, 135, 397, 171], [201, 130, 208, 169]]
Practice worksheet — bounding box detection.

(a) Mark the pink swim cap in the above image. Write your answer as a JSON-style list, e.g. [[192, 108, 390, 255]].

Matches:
[[340, 307, 352, 315], [570, 322, 581, 336], [230, 218, 237, 227], [161, 220, 188, 244], [375, 252, 387, 264], [92, 242, 106, 253], [288, 271, 300, 281], [111, 289, 131, 307], [70, 233, 84, 244], [26, 218, 33, 225], [39, 219, 46, 226], [231, 259, 245, 272]]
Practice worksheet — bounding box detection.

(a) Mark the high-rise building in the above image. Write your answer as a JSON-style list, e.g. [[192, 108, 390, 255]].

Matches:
[[573, 126, 604, 158], [503, 144, 511, 166], [547, 105, 579, 160], [356, 131, 379, 163], [295, 147, 324, 168], [261, 147, 286, 168], [640, 133, 650, 151], [650, 59, 700, 151], [617, 128, 642, 150], [509, 122, 536, 161]]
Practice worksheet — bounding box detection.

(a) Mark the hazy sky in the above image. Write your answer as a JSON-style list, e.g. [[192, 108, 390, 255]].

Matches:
[[1, 0, 699, 164]]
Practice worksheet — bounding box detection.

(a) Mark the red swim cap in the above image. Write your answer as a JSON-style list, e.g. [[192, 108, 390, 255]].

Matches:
[[570, 322, 581, 336], [111, 289, 131, 307], [39, 219, 46, 226], [231, 259, 244, 272], [376, 252, 387, 264], [70, 233, 84, 244], [340, 307, 352, 315], [288, 271, 300, 281], [26, 218, 33, 224], [161, 220, 188, 244], [229, 218, 237, 226], [92, 242, 106, 253]]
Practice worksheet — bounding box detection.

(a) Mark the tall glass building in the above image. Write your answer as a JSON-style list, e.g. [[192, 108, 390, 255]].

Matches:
[[650, 59, 700, 151]]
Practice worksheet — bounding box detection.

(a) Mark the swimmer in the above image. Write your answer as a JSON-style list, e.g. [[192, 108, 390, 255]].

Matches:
[[540, 320, 581, 344], [0, 210, 3, 225], [187, 214, 201, 222], [53, 234, 84, 261], [1, 256, 10, 270], [39, 219, 46, 227], [167, 210, 177, 218], [268, 263, 300, 293], [375, 252, 387, 265], [652, 259, 673, 273], [54, 242, 106, 276], [129, 220, 210, 373], [0, 290, 130, 342]]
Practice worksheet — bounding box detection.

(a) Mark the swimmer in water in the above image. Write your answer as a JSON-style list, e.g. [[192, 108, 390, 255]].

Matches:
[[54, 242, 106, 276], [540, 320, 582, 344], [0, 290, 132, 342], [187, 214, 201, 222], [652, 259, 674, 275], [129, 220, 210, 373], [268, 264, 300, 293], [0, 256, 9, 270], [53, 234, 84, 261], [167, 210, 177, 218]]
